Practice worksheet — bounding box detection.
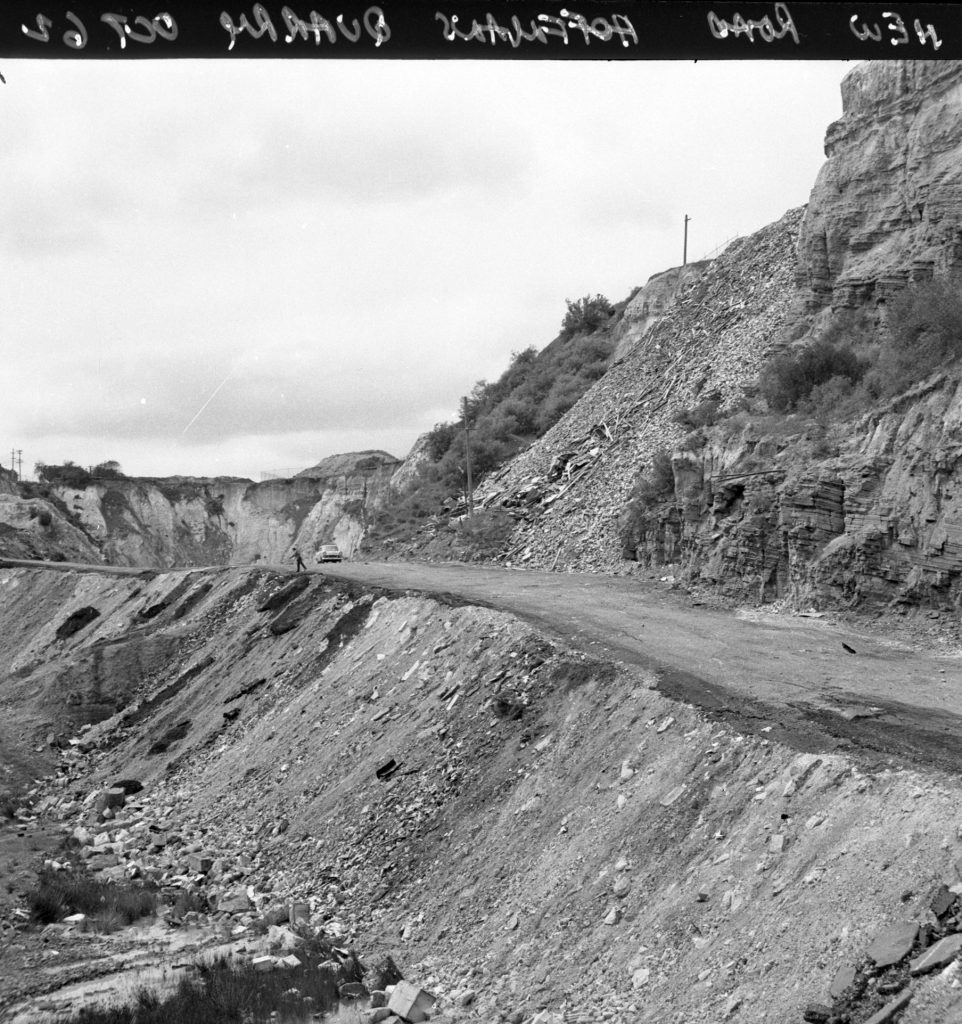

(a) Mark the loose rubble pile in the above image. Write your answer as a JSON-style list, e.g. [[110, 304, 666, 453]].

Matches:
[[473, 208, 804, 575], [800, 885, 962, 1024]]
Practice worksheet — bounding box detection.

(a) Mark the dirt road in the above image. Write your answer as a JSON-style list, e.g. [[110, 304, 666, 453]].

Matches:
[[3, 555, 960, 774], [323, 561, 962, 775]]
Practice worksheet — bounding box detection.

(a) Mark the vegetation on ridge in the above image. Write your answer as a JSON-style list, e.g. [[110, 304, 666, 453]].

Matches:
[[363, 295, 620, 554], [35, 460, 126, 489]]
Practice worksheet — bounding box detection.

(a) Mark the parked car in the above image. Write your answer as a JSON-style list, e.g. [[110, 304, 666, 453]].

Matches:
[[316, 544, 342, 563]]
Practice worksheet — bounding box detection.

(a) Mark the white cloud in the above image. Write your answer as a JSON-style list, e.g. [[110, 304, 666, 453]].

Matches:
[[0, 59, 849, 478]]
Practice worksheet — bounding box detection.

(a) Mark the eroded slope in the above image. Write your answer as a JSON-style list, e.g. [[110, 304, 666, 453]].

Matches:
[[2, 565, 962, 1023]]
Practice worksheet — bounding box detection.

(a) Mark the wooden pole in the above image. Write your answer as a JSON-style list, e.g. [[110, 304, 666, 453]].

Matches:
[[462, 397, 474, 517]]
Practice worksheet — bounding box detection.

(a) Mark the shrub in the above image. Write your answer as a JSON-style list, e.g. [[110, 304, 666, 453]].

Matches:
[[561, 294, 615, 338], [797, 374, 864, 427], [865, 278, 962, 398], [759, 339, 866, 412], [204, 494, 225, 518], [36, 461, 93, 489], [672, 396, 722, 429], [65, 932, 358, 1024], [92, 461, 125, 480]]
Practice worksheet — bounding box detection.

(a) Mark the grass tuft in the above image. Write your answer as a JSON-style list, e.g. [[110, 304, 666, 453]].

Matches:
[[26, 867, 157, 927], [65, 934, 364, 1023]]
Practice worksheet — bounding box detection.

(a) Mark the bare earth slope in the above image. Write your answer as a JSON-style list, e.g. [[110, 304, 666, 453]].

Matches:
[[2, 559, 962, 1024]]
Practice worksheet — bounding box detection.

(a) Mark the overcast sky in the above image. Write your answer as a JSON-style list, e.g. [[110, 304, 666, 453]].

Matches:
[[1, 58, 850, 480]]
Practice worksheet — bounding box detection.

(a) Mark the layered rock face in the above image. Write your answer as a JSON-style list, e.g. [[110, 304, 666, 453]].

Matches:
[[626, 376, 962, 609], [797, 60, 962, 310], [633, 60, 962, 610], [40, 451, 400, 568]]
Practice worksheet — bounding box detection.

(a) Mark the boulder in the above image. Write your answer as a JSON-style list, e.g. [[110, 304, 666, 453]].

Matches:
[[866, 921, 919, 968], [387, 980, 436, 1024]]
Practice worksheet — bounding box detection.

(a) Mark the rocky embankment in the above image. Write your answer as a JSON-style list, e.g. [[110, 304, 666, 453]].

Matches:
[[472, 60, 962, 616], [612, 260, 712, 362], [2, 563, 962, 1023]]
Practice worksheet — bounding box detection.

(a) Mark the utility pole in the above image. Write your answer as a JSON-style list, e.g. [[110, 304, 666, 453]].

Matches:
[[16, 450, 22, 480], [462, 396, 474, 517], [683, 214, 691, 266]]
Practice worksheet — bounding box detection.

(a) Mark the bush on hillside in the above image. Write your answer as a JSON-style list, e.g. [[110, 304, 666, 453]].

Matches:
[[759, 339, 866, 413], [64, 932, 358, 1023], [672, 396, 723, 430], [422, 329, 616, 497], [36, 461, 93, 489], [864, 278, 962, 398], [561, 294, 615, 339], [27, 867, 157, 929]]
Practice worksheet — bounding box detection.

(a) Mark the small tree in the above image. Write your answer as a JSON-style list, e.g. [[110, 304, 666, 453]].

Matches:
[[36, 461, 93, 489], [92, 460, 124, 479], [560, 294, 615, 339]]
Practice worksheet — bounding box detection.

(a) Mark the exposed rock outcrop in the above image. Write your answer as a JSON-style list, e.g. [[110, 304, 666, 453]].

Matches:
[[0, 452, 401, 569], [613, 259, 711, 361], [477, 60, 962, 614], [797, 60, 962, 311], [0, 492, 103, 564]]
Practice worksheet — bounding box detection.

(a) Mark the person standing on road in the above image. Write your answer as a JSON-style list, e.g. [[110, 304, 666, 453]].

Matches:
[[291, 546, 306, 572]]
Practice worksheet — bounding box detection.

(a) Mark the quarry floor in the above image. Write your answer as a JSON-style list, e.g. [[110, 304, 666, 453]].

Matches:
[[1, 559, 961, 1024]]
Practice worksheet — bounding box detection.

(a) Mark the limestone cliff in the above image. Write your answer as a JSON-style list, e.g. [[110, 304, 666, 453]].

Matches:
[[798, 60, 962, 310], [0, 452, 400, 569]]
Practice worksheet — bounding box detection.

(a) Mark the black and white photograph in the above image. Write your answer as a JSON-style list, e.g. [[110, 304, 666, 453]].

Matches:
[[1, 5, 962, 1023]]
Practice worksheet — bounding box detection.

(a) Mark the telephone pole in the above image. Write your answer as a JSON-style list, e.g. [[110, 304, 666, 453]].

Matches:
[[683, 214, 691, 266], [462, 397, 474, 517]]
